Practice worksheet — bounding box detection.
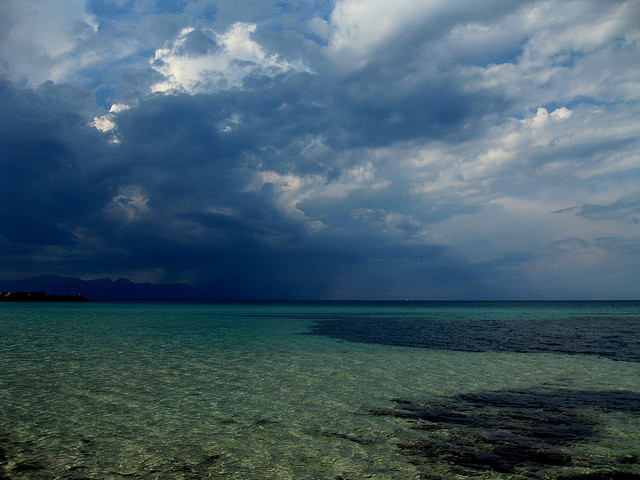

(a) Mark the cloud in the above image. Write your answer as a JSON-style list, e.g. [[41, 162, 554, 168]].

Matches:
[[0, 0, 98, 84], [90, 102, 130, 142], [107, 185, 150, 223], [150, 23, 309, 94], [1, 1, 640, 299], [0, 80, 110, 252], [324, 0, 525, 70], [577, 194, 640, 223]]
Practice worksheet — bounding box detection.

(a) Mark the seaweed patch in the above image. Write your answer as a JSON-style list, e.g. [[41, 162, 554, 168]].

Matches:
[[369, 388, 640, 479], [309, 312, 640, 362]]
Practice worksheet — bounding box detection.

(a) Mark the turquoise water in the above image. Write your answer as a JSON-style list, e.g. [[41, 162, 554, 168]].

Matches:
[[0, 301, 639, 479]]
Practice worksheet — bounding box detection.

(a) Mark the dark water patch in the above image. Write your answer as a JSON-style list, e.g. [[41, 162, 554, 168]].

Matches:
[[253, 418, 279, 427], [319, 430, 374, 445], [368, 387, 640, 479], [0, 431, 46, 479], [619, 455, 640, 464], [216, 416, 239, 424], [159, 454, 221, 480], [13, 460, 46, 472], [308, 307, 640, 362], [557, 474, 640, 480], [458, 389, 640, 415]]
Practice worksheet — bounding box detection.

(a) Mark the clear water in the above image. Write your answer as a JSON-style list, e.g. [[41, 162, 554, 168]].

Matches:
[[0, 301, 639, 479]]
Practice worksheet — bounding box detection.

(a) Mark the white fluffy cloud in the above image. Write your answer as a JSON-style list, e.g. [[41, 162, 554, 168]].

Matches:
[[107, 185, 150, 223], [327, 0, 430, 59], [249, 161, 389, 233], [150, 23, 308, 94], [323, 0, 522, 70], [90, 103, 131, 143]]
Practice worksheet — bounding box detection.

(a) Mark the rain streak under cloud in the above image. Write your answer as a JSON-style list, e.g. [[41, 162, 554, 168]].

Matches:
[[1, 0, 639, 299]]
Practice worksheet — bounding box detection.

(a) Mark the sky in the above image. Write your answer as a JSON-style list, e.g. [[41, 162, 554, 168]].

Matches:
[[1, 0, 639, 300]]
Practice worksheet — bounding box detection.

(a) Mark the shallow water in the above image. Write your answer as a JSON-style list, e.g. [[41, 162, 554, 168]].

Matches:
[[1, 301, 639, 479]]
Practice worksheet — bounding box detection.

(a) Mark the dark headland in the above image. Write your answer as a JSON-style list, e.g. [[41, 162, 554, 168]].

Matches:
[[0, 275, 202, 301], [0, 291, 90, 302]]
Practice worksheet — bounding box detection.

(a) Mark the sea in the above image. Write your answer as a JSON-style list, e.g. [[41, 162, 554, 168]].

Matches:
[[0, 301, 639, 480]]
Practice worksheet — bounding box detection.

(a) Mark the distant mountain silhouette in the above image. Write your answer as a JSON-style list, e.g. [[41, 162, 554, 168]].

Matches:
[[0, 275, 201, 300]]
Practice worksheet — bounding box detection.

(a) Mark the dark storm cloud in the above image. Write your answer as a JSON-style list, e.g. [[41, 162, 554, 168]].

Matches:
[[0, 80, 110, 247]]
